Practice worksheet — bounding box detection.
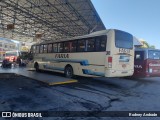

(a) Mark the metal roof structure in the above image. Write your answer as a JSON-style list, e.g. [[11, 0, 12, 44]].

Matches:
[[0, 0, 105, 43]]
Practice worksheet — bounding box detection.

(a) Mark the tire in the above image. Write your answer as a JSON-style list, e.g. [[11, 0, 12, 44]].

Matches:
[[64, 66, 74, 78], [35, 63, 40, 72]]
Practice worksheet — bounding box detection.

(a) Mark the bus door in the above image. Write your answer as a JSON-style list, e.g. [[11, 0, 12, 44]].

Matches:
[[147, 50, 160, 75], [134, 51, 145, 76]]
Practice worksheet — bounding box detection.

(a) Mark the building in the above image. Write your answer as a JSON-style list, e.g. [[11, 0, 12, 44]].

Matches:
[[0, 38, 19, 61], [133, 37, 142, 48]]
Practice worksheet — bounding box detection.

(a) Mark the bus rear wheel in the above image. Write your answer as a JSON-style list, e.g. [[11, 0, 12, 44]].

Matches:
[[65, 66, 74, 78]]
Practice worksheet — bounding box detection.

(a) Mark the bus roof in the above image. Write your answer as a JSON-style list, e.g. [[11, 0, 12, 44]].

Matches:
[[33, 29, 134, 45], [34, 29, 110, 45]]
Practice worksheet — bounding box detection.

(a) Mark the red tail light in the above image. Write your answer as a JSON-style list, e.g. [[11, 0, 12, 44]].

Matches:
[[108, 57, 112, 63], [108, 57, 112, 68]]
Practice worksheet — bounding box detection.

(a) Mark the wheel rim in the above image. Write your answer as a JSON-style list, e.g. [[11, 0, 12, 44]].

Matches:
[[66, 67, 73, 78]]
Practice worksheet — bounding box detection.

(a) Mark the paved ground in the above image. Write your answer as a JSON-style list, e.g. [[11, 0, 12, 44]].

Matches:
[[0, 67, 77, 85], [0, 70, 160, 120]]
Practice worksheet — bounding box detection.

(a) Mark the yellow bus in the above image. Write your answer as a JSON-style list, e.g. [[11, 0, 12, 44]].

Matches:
[[29, 29, 134, 78]]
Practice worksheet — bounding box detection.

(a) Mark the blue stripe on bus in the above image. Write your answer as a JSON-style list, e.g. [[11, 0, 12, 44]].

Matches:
[[42, 58, 89, 66], [42, 58, 104, 76], [82, 69, 105, 76], [43, 64, 104, 76]]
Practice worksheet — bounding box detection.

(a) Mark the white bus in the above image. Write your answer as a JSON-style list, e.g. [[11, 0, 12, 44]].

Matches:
[[29, 29, 134, 78]]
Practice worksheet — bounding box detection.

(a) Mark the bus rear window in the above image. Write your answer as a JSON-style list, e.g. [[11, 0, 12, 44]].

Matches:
[[115, 30, 133, 49], [148, 50, 160, 60]]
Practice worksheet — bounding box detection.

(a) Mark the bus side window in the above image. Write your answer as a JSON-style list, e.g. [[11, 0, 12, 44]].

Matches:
[[148, 51, 160, 59], [96, 36, 107, 51], [32, 45, 36, 53], [64, 42, 70, 53], [135, 51, 144, 60], [43, 44, 47, 53], [48, 44, 53, 53], [40, 45, 44, 53], [86, 38, 95, 52], [70, 41, 77, 52], [53, 43, 58, 53], [58, 43, 64, 53], [77, 40, 85, 52], [30, 46, 33, 53], [36, 45, 40, 53]]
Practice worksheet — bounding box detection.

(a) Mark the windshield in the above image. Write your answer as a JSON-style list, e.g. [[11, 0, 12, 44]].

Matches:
[[5, 52, 17, 56], [148, 50, 160, 60], [115, 30, 133, 49], [21, 52, 28, 56]]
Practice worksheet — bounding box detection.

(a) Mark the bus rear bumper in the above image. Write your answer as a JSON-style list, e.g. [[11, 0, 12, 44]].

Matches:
[[105, 69, 134, 77]]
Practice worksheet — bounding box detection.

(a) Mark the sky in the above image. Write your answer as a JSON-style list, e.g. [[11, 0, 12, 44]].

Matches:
[[91, 0, 160, 49]]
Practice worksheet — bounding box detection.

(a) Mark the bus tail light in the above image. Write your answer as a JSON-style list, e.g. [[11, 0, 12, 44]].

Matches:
[[108, 57, 112, 68]]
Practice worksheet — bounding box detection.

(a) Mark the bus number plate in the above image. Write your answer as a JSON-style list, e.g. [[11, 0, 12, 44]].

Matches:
[[119, 48, 130, 54]]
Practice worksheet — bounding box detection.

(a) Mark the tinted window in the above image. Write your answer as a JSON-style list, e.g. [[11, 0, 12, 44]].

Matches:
[[48, 44, 53, 53], [86, 38, 95, 51], [43, 44, 47, 53], [77, 40, 85, 52], [40, 45, 43, 53], [96, 36, 107, 51], [70, 41, 77, 52], [64, 42, 70, 52], [32, 46, 36, 53], [115, 30, 133, 49], [148, 50, 160, 60], [58, 43, 64, 53], [53, 44, 58, 52], [135, 51, 144, 60], [36, 46, 39, 53]]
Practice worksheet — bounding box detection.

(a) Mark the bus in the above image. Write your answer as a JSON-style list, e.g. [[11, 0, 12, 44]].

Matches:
[[5, 50, 30, 64], [133, 48, 160, 77], [5, 50, 20, 62], [29, 29, 134, 78]]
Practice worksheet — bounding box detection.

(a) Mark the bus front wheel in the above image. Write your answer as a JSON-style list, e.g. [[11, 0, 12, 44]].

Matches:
[[64, 66, 74, 78], [35, 63, 39, 72]]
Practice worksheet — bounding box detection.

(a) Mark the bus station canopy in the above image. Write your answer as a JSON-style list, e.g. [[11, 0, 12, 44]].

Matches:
[[0, 0, 105, 43]]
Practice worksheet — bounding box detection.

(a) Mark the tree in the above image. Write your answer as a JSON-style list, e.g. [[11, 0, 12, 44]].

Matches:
[[140, 40, 149, 48], [149, 45, 155, 49], [140, 40, 155, 49]]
